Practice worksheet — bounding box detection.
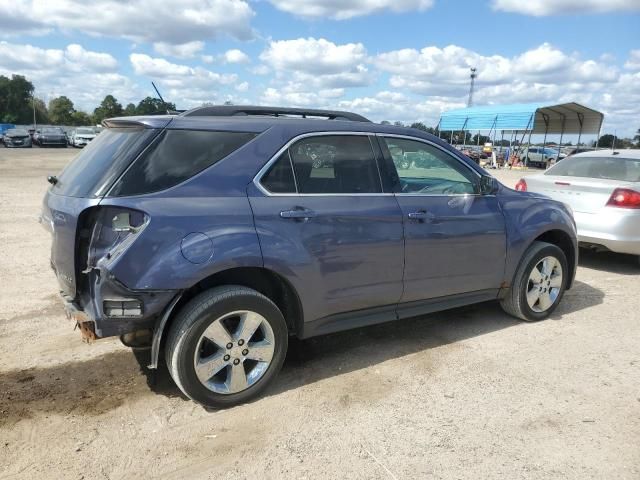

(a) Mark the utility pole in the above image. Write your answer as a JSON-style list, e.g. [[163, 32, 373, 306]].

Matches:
[[32, 95, 36, 128], [467, 67, 477, 107]]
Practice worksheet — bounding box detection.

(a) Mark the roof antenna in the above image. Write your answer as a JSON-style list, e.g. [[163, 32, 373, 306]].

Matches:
[[151, 81, 170, 114]]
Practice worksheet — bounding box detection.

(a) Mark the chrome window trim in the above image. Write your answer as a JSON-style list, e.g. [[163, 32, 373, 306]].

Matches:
[[254, 131, 389, 197]]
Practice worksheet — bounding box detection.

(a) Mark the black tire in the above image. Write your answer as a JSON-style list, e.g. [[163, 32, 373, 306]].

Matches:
[[500, 241, 568, 321], [165, 286, 288, 408]]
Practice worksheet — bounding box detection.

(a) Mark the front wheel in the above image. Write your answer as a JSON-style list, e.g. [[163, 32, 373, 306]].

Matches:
[[500, 241, 568, 321], [165, 286, 288, 408]]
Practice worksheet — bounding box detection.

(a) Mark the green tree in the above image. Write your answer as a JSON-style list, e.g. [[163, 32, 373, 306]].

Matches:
[[634, 128, 640, 147], [596, 134, 617, 148], [123, 103, 137, 116], [410, 122, 428, 131], [93, 95, 123, 123], [135, 96, 176, 115], [0, 74, 34, 123], [48, 96, 76, 125], [71, 110, 92, 126], [32, 98, 50, 124]]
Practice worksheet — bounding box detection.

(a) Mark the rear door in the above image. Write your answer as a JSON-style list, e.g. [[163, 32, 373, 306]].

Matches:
[[378, 135, 506, 302], [248, 133, 404, 324]]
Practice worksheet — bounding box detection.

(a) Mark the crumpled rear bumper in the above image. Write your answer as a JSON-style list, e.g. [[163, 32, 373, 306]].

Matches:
[[59, 266, 179, 340]]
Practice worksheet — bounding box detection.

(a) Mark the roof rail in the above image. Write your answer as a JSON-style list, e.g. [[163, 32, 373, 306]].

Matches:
[[180, 105, 371, 122]]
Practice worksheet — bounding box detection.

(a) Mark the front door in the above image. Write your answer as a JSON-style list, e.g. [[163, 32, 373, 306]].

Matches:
[[248, 133, 404, 325], [378, 135, 507, 303]]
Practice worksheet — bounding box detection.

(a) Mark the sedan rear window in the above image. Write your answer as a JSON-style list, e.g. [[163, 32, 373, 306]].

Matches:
[[109, 130, 256, 196], [546, 156, 640, 182]]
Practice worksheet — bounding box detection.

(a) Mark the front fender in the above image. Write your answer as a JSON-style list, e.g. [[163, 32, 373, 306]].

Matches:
[[499, 190, 577, 287]]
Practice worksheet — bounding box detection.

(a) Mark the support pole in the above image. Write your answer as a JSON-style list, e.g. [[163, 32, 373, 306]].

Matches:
[[541, 113, 549, 158], [576, 112, 584, 151], [556, 114, 566, 163]]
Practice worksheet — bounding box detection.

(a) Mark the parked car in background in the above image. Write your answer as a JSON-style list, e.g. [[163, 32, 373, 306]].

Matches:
[[565, 147, 596, 158], [42, 105, 577, 409], [70, 127, 97, 148], [521, 147, 566, 168], [35, 127, 67, 147], [516, 150, 640, 263], [2, 128, 32, 148]]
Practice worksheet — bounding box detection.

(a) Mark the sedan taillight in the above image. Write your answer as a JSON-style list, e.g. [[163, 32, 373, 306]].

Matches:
[[606, 188, 640, 209], [515, 179, 527, 191]]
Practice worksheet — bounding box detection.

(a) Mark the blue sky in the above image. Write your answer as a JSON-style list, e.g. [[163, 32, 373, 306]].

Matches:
[[1, 0, 639, 136]]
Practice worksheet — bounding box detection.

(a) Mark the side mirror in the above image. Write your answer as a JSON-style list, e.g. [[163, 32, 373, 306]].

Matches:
[[480, 175, 499, 195]]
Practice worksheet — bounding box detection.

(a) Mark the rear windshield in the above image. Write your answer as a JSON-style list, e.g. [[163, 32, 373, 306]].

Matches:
[[108, 129, 257, 196], [52, 127, 158, 197], [546, 156, 640, 182]]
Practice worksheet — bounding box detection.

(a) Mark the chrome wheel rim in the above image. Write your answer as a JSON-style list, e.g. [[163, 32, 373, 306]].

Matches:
[[526, 256, 563, 313], [193, 310, 275, 395]]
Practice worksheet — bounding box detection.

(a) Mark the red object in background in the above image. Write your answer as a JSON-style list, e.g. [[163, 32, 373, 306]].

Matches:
[[515, 179, 527, 191]]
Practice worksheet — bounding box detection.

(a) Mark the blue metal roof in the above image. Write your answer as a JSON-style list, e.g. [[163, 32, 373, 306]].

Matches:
[[439, 102, 603, 134]]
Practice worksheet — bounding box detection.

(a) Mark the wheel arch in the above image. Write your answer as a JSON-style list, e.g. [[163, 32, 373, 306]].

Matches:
[[148, 266, 303, 369], [530, 229, 577, 289]]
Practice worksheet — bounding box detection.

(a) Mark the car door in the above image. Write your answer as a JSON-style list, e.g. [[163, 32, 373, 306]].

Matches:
[[248, 133, 405, 327], [377, 135, 506, 303]]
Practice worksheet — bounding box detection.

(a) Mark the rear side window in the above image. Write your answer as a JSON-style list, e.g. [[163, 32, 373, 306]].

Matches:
[[110, 130, 256, 196], [546, 156, 640, 182], [261, 153, 296, 193], [53, 127, 157, 197], [289, 135, 382, 194]]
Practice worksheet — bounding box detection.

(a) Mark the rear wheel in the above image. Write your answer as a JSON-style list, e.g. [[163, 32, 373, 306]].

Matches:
[[500, 241, 568, 321], [166, 286, 288, 408]]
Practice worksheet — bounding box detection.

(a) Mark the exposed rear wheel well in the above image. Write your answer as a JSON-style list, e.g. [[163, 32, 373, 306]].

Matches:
[[533, 230, 576, 287]]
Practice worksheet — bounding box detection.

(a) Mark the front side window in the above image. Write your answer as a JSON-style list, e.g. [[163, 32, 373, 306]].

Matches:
[[381, 137, 478, 195], [288, 135, 382, 194], [110, 129, 256, 196]]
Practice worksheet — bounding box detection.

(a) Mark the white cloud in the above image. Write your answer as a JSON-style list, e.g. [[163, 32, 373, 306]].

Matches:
[[260, 38, 372, 93], [129, 53, 238, 106], [0, 0, 255, 43], [261, 38, 367, 75], [223, 49, 250, 64], [235, 81, 250, 92], [0, 41, 138, 112], [624, 50, 640, 71], [153, 41, 204, 59], [267, 0, 434, 19], [492, 0, 640, 16]]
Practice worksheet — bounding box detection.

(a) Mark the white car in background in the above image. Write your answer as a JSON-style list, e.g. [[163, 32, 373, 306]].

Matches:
[[521, 146, 566, 169], [516, 150, 640, 263], [70, 127, 97, 148]]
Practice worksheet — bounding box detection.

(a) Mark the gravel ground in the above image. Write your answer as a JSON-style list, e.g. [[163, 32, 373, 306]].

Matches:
[[1, 148, 639, 480]]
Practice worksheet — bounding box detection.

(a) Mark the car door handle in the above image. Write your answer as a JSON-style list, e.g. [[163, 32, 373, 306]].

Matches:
[[280, 208, 316, 219], [407, 211, 435, 222]]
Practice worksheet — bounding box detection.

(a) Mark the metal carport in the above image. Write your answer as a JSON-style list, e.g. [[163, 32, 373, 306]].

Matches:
[[438, 102, 604, 164]]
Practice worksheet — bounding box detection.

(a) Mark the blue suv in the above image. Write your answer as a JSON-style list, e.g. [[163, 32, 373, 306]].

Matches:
[[42, 106, 577, 408]]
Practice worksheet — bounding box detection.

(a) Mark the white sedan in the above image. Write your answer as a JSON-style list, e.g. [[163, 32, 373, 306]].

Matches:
[[516, 150, 640, 261], [71, 127, 97, 147]]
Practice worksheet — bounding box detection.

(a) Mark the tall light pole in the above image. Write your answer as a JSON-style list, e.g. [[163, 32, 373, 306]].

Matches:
[[467, 67, 477, 108], [32, 93, 37, 128]]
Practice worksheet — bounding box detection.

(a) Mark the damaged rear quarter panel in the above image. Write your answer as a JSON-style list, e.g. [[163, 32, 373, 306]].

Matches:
[[96, 194, 263, 291]]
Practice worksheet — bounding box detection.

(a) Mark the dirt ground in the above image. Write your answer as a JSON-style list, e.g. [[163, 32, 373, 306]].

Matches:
[[1, 148, 639, 480]]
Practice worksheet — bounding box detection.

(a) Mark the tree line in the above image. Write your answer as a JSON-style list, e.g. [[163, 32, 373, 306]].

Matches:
[[0, 74, 175, 126], [2, 74, 639, 147]]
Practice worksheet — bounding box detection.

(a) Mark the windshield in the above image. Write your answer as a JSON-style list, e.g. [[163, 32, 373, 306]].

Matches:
[[546, 156, 640, 182], [52, 127, 158, 197], [7, 129, 27, 136], [42, 128, 63, 134], [76, 128, 94, 134]]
